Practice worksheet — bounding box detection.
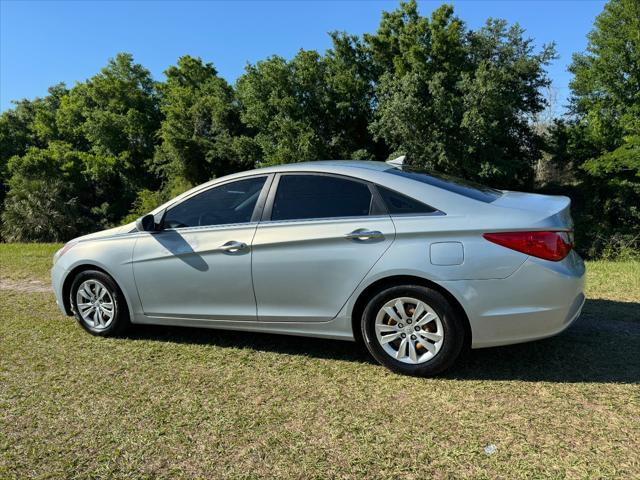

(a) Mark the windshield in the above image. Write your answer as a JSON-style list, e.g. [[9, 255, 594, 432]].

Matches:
[[386, 167, 502, 203]]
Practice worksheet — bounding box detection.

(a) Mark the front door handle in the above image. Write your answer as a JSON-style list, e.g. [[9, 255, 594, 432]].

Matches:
[[218, 241, 249, 254], [345, 229, 384, 242]]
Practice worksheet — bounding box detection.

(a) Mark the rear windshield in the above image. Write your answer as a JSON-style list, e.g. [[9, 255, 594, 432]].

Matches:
[[386, 167, 502, 203]]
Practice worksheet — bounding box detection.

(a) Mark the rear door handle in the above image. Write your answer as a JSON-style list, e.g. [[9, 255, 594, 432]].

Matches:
[[345, 229, 384, 242], [218, 241, 249, 254]]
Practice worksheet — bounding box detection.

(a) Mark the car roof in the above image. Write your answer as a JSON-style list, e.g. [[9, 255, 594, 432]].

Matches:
[[247, 160, 393, 174], [151, 159, 494, 217], [150, 161, 393, 214]]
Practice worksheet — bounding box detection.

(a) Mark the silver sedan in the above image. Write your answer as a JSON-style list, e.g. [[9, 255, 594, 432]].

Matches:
[[51, 161, 585, 376]]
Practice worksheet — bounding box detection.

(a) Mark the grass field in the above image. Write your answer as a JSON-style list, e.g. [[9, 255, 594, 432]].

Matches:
[[1, 244, 639, 479]]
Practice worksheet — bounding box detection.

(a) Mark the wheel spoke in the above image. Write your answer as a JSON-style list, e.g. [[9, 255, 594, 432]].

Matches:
[[394, 300, 408, 321], [383, 306, 402, 324], [375, 323, 398, 333], [78, 287, 92, 301], [395, 338, 408, 359], [75, 279, 116, 329], [380, 332, 401, 344], [416, 336, 436, 354], [375, 296, 444, 365], [418, 330, 442, 342], [412, 302, 425, 322], [416, 312, 435, 327], [407, 339, 418, 362]]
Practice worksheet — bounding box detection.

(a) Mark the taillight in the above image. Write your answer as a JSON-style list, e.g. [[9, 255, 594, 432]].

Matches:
[[483, 231, 573, 261]]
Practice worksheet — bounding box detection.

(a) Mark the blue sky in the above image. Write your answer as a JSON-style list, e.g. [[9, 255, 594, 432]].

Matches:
[[1, 0, 605, 113]]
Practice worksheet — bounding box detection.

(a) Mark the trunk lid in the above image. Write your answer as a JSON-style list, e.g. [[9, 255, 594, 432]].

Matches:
[[492, 191, 573, 230]]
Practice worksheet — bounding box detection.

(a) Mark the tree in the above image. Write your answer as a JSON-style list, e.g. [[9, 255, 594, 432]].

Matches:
[[561, 0, 640, 257], [368, 1, 555, 189], [1, 54, 162, 241], [0, 84, 69, 237], [152, 55, 256, 187], [236, 37, 379, 165], [55, 53, 162, 223], [1, 142, 88, 241]]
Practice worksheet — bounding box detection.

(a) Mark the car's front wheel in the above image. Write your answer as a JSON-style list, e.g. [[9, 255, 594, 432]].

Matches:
[[70, 270, 130, 336], [361, 285, 465, 376]]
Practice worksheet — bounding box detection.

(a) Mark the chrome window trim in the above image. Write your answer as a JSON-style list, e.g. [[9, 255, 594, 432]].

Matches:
[[387, 211, 446, 218], [257, 214, 393, 227], [160, 221, 261, 235]]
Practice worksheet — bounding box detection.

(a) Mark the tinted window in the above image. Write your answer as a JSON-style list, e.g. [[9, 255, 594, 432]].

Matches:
[[163, 176, 266, 228], [377, 186, 437, 214], [271, 175, 372, 221], [386, 167, 502, 203]]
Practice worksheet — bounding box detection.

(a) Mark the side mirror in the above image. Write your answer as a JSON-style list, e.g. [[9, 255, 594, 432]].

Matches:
[[136, 214, 157, 232]]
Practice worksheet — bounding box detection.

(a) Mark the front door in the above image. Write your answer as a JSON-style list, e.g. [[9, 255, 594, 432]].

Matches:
[[132, 175, 268, 320], [251, 173, 395, 322]]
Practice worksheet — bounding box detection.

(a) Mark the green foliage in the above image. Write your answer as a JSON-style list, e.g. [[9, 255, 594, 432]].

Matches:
[[152, 56, 255, 185], [1, 177, 83, 242], [0, 84, 68, 216], [546, 0, 640, 258], [1, 142, 95, 241], [0, 0, 636, 257], [122, 176, 192, 224], [369, 1, 556, 189], [236, 37, 379, 165], [54, 53, 162, 220]]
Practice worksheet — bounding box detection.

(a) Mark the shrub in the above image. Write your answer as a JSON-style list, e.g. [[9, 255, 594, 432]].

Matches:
[[1, 178, 84, 242]]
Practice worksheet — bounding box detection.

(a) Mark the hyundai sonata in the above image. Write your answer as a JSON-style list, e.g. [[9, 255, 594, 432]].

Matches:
[[51, 161, 585, 376]]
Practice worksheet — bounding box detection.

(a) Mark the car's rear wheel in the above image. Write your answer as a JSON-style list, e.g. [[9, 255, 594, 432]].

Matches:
[[361, 285, 465, 376], [70, 270, 130, 336]]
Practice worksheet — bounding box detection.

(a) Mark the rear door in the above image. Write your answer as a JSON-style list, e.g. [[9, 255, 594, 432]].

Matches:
[[251, 173, 395, 322]]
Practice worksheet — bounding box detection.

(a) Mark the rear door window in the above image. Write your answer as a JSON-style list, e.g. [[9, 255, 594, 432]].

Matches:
[[271, 174, 373, 221]]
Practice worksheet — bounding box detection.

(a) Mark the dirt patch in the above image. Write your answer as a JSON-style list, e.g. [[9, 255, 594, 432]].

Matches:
[[0, 279, 51, 293]]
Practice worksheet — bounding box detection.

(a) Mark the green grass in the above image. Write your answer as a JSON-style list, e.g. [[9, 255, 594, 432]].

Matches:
[[0, 242, 61, 282], [1, 244, 639, 478]]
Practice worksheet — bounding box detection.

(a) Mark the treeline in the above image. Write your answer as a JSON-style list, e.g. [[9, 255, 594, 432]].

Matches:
[[0, 0, 638, 258]]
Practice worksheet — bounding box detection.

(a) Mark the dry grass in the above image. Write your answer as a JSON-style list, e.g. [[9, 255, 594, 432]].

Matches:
[[1, 244, 639, 479]]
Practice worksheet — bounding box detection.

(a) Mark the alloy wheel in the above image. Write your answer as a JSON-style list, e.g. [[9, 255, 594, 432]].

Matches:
[[374, 297, 444, 364], [75, 279, 115, 330]]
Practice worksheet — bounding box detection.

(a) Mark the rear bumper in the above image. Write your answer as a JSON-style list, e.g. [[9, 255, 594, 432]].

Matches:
[[442, 250, 586, 349]]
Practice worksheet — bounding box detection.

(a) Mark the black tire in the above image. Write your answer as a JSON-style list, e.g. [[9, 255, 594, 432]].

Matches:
[[361, 285, 465, 376], [70, 270, 130, 337]]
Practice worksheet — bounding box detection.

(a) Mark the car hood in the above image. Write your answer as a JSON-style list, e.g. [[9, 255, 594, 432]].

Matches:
[[74, 222, 136, 243]]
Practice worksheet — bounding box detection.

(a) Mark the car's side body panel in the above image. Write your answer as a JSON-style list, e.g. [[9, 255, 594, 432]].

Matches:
[[51, 230, 141, 320], [251, 215, 395, 322], [386, 215, 529, 280], [51, 160, 586, 350], [131, 224, 258, 320]]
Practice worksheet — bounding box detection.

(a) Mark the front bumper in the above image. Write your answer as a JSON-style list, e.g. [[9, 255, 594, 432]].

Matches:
[[51, 261, 69, 315], [442, 250, 586, 349]]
